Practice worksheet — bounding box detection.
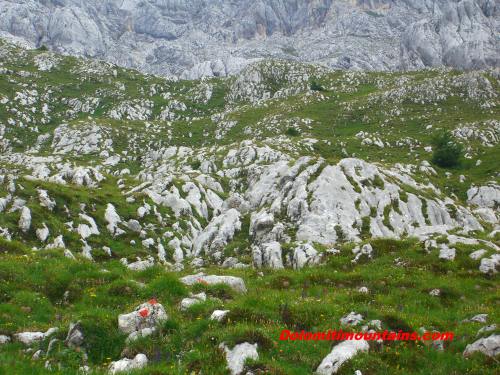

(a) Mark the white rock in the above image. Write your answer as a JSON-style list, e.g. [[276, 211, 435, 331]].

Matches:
[[473, 208, 497, 224], [220, 342, 258, 375], [118, 301, 168, 335], [105, 203, 124, 236], [127, 219, 142, 233], [193, 209, 241, 256], [0, 335, 10, 344], [157, 241, 166, 263], [37, 189, 56, 211], [77, 224, 93, 240], [45, 235, 65, 249], [36, 224, 50, 242], [352, 244, 373, 263], [104, 155, 121, 166], [467, 185, 500, 209], [252, 241, 283, 269], [79, 214, 100, 237], [469, 249, 487, 260], [14, 327, 58, 346], [103, 246, 112, 256], [180, 273, 247, 293], [290, 242, 320, 269], [18, 206, 31, 233], [168, 237, 184, 263], [463, 335, 500, 358], [126, 327, 156, 343], [249, 210, 274, 242], [0, 194, 11, 213], [438, 245, 456, 261], [465, 314, 488, 323], [32, 350, 43, 360], [145, 188, 191, 218], [137, 205, 149, 218], [429, 289, 441, 296], [210, 310, 230, 321], [109, 354, 148, 374], [141, 238, 155, 248], [479, 254, 500, 275], [340, 312, 364, 326], [316, 340, 369, 375], [190, 257, 205, 268], [126, 257, 155, 271], [477, 324, 497, 336], [81, 240, 93, 260], [180, 292, 207, 311]]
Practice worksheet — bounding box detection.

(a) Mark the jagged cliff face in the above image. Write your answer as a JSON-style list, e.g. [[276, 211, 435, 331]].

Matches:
[[0, 0, 498, 77]]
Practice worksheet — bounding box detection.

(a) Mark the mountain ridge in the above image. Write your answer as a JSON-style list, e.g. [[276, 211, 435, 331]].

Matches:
[[0, 0, 498, 79]]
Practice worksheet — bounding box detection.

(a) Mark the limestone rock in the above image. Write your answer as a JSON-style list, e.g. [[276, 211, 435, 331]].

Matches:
[[252, 241, 283, 269], [210, 310, 230, 322], [463, 335, 500, 358], [14, 327, 58, 346], [18, 206, 31, 233], [126, 257, 155, 271], [467, 185, 500, 209], [180, 292, 207, 311], [340, 312, 364, 326], [469, 249, 487, 260], [64, 322, 84, 349], [36, 224, 50, 242], [438, 245, 456, 261], [0, 335, 10, 345], [220, 342, 258, 375], [180, 273, 247, 293], [109, 354, 148, 374], [193, 209, 241, 256], [290, 242, 321, 269], [37, 189, 56, 211], [118, 300, 168, 337], [479, 254, 500, 275], [317, 340, 369, 375], [105, 203, 124, 236]]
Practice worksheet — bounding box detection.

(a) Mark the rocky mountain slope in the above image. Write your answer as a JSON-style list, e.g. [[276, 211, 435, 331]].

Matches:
[[0, 0, 498, 78], [0, 40, 498, 374]]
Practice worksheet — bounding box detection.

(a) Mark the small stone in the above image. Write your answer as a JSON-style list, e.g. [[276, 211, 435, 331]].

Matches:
[[210, 310, 230, 321], [429, 289, 441, 297], [463, 335, 500, 358], [340, 312, 364, 326], [109, 353, 148, 374]]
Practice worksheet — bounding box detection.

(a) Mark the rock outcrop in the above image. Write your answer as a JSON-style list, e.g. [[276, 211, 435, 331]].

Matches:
[[0, 1, 497, 78], [317, 340, 370, 374]]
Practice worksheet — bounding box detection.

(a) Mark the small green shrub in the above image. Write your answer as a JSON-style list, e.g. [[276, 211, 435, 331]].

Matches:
[[335, 225, 347, 243], [361, 217, 371, 239], [286, 127, 300, 137], [190, 159, 201, 170], [0, 238, 27, 255], [372, 174, 385, 189], [310, 80, 325, 92], [431, 131, 463, 168]]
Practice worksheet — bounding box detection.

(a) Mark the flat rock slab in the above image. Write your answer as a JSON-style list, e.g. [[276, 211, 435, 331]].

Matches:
[[180, 273, 247, 293]]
